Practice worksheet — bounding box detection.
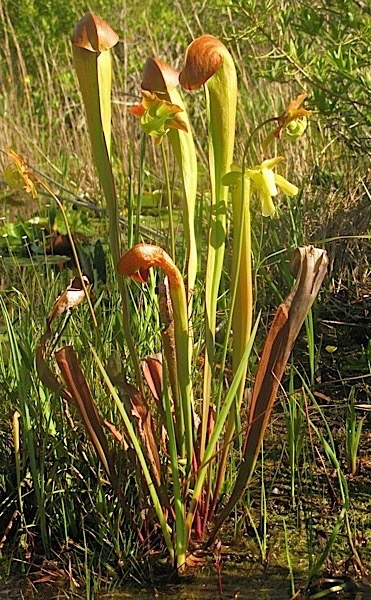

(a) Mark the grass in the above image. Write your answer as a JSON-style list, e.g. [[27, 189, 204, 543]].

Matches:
[[0, 0, 370, 597]]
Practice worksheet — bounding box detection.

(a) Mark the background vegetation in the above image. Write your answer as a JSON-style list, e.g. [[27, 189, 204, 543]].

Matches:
[[0, 0, 370, 596]]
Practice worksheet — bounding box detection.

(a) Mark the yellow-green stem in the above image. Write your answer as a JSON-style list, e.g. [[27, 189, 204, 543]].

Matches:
[[170, 283, 194, 470], [162, 370, 186, 568], [200, 56, 237, 461], [211, 175, 252, 510], [161, 142, 175, 261], [185, 315, 259, 541]]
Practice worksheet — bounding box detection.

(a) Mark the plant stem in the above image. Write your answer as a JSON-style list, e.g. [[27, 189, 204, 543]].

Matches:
[[136, 134, 146, 244], [210, 176, 252, 518], [185, 315, 259, 541], [161, 141, 176, 261], [210, 117, 277, 516], [200, 63, 237, 462], [162, 369, 186, 568]]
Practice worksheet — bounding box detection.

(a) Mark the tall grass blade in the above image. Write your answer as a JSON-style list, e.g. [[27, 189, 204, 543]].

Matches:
[[0, 297, 50, 555], [90, 345, 175, 562]]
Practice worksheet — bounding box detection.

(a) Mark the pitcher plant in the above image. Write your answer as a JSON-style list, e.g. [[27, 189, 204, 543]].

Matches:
[[13, 13, 330, 571]]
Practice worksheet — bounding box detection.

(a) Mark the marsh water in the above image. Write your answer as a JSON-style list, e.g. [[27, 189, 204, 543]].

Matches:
[[99, 574, 371, 599], [1, 567, 371, 600]]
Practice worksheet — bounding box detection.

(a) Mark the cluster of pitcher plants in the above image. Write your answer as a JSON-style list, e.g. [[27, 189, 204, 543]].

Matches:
[[5, 13, 328, 570]]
